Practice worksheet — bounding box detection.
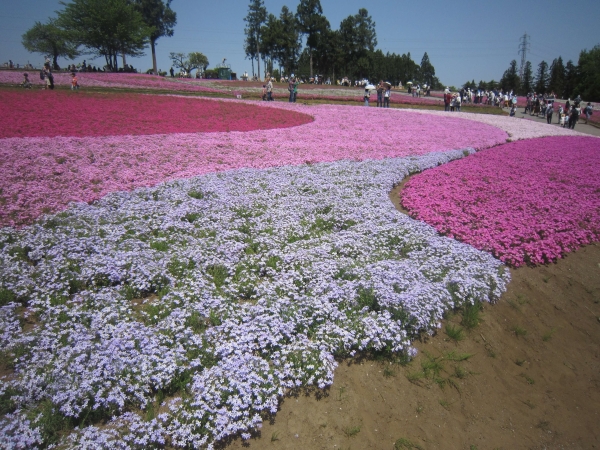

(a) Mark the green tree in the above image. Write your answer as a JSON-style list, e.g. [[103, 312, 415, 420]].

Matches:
[[58, 0, 151, 71], [547, 57, 565, 97], [575, 45, 600, 101], [420, 52, 436, 87], [169, 51, 208, 76], [22, 18, 79, 70], [534, 60, 549, 94], [277, 6, 302, 76], [563, 59, 578, 99], [296, 0, 328, 78], [133, 0, 177, 75], [244, 0, 267, 79], [338, 8, 376, 80], [499, 59, 520, 93], [520, 60, 533, 95]]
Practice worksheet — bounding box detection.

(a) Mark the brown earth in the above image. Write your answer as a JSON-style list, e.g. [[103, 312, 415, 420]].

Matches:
[[225, 153, 600, 450]]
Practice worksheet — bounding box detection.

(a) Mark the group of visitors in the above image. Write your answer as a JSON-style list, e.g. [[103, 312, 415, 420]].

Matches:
[[443, 88, 463, 112], [374, 81, 391, 107], [525, 93, 592, 130]]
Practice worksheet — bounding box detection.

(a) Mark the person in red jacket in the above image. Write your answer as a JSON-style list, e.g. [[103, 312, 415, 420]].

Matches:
[[444, 88, 452, 112]]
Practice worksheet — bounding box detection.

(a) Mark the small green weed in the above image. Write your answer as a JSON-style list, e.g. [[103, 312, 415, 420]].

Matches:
[[520, 373, 535, 385], [337, 386, 347, 402], [188, 189, 205, 200], [444, 324, 464, 343], [438, 399, 450, 410], [445, 351, 473, 361], [150, 241, 169, 251], [206, 264, 228, 288], [511, 325, 527, 337], [454, 365, 468, 379], [542, 328, 556, 342], [515, 359, 525, 366], [461, 301, 482, 330], [343, 425, 361, 438], [394, 437, 423, 449], [383, 365, 396, 378], [271, 431, 280, 442]]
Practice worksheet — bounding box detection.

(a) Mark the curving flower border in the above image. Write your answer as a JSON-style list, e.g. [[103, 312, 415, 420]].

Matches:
[[401, 135, 600, 266]]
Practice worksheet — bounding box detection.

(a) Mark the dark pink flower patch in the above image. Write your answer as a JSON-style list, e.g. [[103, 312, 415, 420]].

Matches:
[[401, 136, 600, 267], [0, 90, 312, 138]]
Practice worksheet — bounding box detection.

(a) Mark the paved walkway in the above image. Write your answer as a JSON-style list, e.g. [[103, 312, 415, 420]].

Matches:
[[508, 108, 600, 137]]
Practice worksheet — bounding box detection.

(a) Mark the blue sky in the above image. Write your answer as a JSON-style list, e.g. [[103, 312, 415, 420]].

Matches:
[[1, 0, 599, 86]]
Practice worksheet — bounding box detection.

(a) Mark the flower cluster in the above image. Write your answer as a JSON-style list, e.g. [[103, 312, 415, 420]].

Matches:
[[0, 90, 312, 138], [401, 136, 600, 266], [0, 103, 508, 227], [0, 152, 509, 448]]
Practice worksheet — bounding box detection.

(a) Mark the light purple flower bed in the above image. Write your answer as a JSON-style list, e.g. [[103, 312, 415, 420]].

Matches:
[[0, 153, 508, 448], [401, 136, 600, 266]]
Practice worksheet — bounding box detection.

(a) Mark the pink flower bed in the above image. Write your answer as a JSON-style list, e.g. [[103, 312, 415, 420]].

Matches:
[[0, 101, 508, 227], [0, 71, 226, 94], [401, 136, 600, 266], [0, 90, 312, 138]]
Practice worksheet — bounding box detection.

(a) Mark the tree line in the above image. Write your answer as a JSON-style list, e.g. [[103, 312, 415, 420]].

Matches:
[[21, 0, 176, 74], [465, 45, 600, 101], [244, 0, 443, 88]]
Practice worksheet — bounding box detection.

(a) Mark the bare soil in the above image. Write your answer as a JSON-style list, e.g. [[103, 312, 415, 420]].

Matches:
[[225, 192, 600, 450]]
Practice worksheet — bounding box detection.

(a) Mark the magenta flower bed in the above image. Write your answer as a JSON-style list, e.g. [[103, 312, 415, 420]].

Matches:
[[401, 136, 600, 266], [0, 90, 312, 138], [0, 102, 508, 227]]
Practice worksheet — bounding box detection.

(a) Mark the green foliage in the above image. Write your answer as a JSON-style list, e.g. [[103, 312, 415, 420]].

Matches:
[[356, 286, 379, 312], [27, 399, 72, 446], [169, 52, 209, 76], [576, 45, 600, 101], [206, 264, 228, 289], [132, 0, 177, 74], [0, 287, 17, 306], [21, 18, 79, 70], [444, 324, 464, 343], [461, 301, 482, 330], [188, 189, 205, 200], [150, 241, 169, 251], [342, 425, 361, 438], [57, 0, 152, 71], [395, 437, 423, 449]]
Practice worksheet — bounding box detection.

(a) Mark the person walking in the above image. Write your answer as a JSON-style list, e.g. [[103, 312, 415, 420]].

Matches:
[[292, 78, 299, 103], [266, 77, 273, 101], [569, 104, 580, 129], [376, 81, 384, 107], [364, 87, 371, 106], [383, 83, 391, 108], [288, 77, 295, 102], [584, 102, 593, 124], [444, 88, 452, 112], [546, 102, 553, 124]]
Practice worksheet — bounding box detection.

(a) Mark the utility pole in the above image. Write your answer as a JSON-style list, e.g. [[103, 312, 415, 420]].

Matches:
[[518, 33, 530, 79]]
